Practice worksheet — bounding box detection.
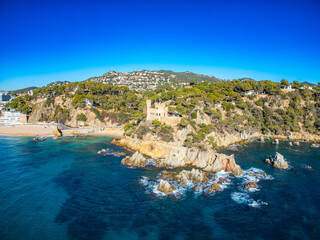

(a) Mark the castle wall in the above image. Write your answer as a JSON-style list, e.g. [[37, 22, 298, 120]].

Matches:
[[146, 99, 180, 125]]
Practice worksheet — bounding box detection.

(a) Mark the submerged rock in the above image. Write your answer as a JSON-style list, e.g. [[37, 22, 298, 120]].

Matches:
[[157, 179, 176, 194], [160, 168, 211, 186], [265, 158, 271, 164], [245, 182, 258, 190], [266, 152, 289, 169], [121, 151, 147, 167], [32, 136, 46, 142], [272, 139, 279, 145]]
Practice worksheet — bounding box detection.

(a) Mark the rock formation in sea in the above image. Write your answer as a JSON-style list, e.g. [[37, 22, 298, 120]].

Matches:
[[208, 183, 221, 192], [121, 151, 147, 167], [245, 182, 258, 189], [112, 138, 243, 175], [157, 179, 176, 194], [265, 152, 289, 169], [53, 126, 62, 138]]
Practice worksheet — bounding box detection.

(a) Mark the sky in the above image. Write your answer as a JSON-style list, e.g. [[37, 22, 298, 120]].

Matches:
[[0, 0, 319, 90]]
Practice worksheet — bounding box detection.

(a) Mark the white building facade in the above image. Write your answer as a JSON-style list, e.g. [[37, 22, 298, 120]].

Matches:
[[0, 110, 27, 125]]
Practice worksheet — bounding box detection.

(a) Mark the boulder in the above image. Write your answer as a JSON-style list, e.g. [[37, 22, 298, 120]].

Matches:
[[260, 137, 265, 143], [245, 182, 258, 189], [157, 179, 176, 194], [289, 142, 293, 146], [121, 151, 147, 167], [217, 177, 230, 184], [53, 126, 62, 138], [269, 152, 289, 169], [208, 183, 221, 192], [272, 139, 279, 145], [193, 184, 200, 191], [265, 158, 271, 164], [160, 170, 178, 181], [294, 141, 300, 146]]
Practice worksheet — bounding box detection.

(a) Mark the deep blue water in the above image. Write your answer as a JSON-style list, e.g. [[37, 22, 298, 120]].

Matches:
[[0, 136, 319, 240]]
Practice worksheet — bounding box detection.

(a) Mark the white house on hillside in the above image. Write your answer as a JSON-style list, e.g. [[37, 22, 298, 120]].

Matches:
[[245, 90, 259, 96], [0, 110, 28, 125]]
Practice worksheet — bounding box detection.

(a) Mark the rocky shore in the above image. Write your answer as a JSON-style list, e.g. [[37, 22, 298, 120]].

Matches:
[[112, 138, 243, 175]]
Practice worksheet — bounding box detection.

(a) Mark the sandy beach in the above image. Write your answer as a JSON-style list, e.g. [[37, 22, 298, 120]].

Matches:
[[0, 124, 124, 138]]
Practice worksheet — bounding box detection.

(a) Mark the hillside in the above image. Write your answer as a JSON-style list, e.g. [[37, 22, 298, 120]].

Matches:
[[86, 70, 222, 90], [5, 76, 320, 147]]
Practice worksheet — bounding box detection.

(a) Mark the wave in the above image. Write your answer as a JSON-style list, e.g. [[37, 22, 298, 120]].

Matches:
[[231, 192, 268, 208]]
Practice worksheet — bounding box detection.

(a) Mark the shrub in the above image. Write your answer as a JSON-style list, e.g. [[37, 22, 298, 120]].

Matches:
[[191, 112, 197, 119], [76, 113, 87, 122], [152, 119, 161, 127]]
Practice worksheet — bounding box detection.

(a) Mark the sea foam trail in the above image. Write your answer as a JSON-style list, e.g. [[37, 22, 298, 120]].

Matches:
[[231, 167, 272, 206], [231, 192, 268, 208]]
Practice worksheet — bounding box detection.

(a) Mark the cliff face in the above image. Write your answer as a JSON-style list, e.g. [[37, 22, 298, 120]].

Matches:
[[28, 97, 114, 128], [112, 138, 243, 175]]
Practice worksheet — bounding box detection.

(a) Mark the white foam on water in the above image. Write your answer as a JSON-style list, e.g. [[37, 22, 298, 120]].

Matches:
[[139, 176, 189, 198], [146, 158, 156, 166], [239, 167, 273, 190], [231, 192, 267, 208]]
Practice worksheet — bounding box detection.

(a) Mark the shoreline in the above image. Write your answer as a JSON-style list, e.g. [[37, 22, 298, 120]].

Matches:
[[0, 124, 124, 138]]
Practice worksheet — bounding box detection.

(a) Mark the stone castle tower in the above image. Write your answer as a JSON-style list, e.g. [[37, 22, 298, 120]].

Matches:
[[146, 100, 168, 121]]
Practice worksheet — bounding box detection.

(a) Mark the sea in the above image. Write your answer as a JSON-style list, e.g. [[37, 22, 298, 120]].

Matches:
[[0, 135, 319, 240]]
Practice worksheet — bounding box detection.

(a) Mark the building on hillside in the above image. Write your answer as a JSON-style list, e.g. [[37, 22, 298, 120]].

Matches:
[[84, 99, 93, 106], [0, 92, 11, 102], [0, 110, 28, 125], [146, 100, 181, 125], [146, 100, 168, 121], [281, 85, 292, 89], [245, 90, 259, 96], [300, 86, 313, 90]]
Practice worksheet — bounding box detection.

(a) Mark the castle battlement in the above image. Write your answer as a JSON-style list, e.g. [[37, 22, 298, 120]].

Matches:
[[146, 100, 180, 125]]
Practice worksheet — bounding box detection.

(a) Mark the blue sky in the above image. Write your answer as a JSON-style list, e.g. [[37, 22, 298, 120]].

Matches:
[[0, 0, 319, 90]]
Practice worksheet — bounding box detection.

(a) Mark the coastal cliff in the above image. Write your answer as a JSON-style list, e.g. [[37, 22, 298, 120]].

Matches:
[[112, 138, 243, 175]]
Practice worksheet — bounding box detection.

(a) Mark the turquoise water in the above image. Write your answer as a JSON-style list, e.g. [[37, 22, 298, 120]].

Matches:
[[0, 136, 319, 240]]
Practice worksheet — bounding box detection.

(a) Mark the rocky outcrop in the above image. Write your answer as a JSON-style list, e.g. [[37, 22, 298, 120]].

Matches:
[[53, 126, 62, 138], [208, 183, 221, 192], [245, 182, 258, 189], [121, 151, 147, 167], [157, 179, 176, 194], [160, 168, 211, 185], [266, 152, 289, 169], [113, 138, 243, 175]]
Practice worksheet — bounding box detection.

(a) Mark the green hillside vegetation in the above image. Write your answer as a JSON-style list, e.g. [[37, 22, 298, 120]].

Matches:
[[5, 78, 320, 146]]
